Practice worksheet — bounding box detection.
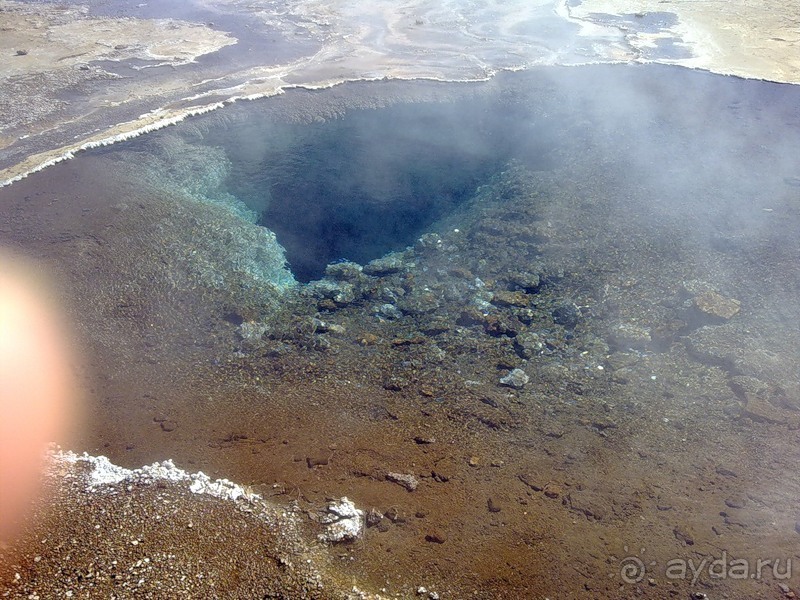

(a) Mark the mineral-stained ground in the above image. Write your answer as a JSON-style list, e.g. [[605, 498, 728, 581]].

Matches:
[[1, 63, 799, 598]]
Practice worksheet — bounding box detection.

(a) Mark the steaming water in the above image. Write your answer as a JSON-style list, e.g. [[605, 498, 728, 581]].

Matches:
[[3, 63, 800, 597]]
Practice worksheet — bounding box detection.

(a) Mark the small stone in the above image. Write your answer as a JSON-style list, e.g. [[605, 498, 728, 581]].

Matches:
[[794, 522, 800, 535], [487, 498, 501, 513], [414, 436, 435, 444], [306, 455, 329, 468], [491, 290, 531, 308], [552, 303, 580, 328], [376, 303, 403, 320], [425, 530, 447, 544], [16, 49, 28, 56], [160, 420, 177, 432], [468, 456, 480, 467], [386, 472, 418, 491], [507, 271, 541, 291], [673, 527, 694, 545], [543, 483, 562, 499], [358, 333, 379, 345], [324, 261, 363, 281], [518, 474, 543, 491], [500, 368, 529, 389], [724, 495, 747, 509], [384, 507, 406, 524], [364, 255, 405, 276], [608, 322, 652, 349], [365, 508, 383, 528], [715, 465, 738, 477]]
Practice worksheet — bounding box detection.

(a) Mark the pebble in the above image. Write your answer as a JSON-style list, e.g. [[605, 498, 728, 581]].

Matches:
[[160, 421, 177, 432]]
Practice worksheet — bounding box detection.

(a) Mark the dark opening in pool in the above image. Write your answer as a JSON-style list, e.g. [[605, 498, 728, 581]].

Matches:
[[219, 98, 559, 282]]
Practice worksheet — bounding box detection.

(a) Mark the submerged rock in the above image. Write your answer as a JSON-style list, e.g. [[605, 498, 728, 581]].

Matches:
[[514, 331, 544, 359], [491, 290, 531, 308], [363, 254, 407, 276], [552, 302, 581, 328], [500, 368, 529, 389], [324, 261, 364, 282], [317, 497, 363, 543], [608, 321, 652, 349], [693, 290, 741, 320], [305, 280, 356, 306]]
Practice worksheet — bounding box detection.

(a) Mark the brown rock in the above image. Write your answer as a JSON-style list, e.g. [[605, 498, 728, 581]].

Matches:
[[491, 290, 531, 308], [693, 290, 741, 320], [543, 482, 562, 499], [425, 530, 447, 544]]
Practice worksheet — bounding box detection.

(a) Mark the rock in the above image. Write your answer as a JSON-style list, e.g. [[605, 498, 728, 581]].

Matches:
[[160, 420, 177, 432], [565, 491, 608, 521], [420, 318, 450, 336], [552, 303, 580, 328], [491, 290, 531, 308], [306, 455, 329, 468], [364, 254, 406, 276], [518, 473, 543, 492], [487, 498, 501, 513], [414, 436, 435, 444], [384, 507, 406, 524], [724, 495, 747, 509], [731, 376, 797, 426], [514, 331, 544, 359], [507, 271, 541, 291], [239, 320, 269, 340], [375, 303, 403, 320], [543, 482, 562, 499], [16, 49, 29, 56], [324, 261, 364, 281], [673, 527, 694, 545], [365, 508, 383, 528], [306, 280, 356, 306], [386, 472, 418, 491], [425, 530, 447, 544], [715, 465, 738, 477], [317, 497, 363, 543], [607, 322, 652, 349], [693, 290, 741, 320], [500, 368, 529, 389], [358, 333, 379, 345], [397, 289, 441, 315], [416, 233, 443, 251]]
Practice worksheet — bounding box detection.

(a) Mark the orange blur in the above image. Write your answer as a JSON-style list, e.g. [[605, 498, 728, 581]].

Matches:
[[0, 250, 81, 541]]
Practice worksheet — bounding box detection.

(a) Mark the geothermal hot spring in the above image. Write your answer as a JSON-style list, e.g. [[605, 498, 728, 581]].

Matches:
[[1, 65, 800, 598]]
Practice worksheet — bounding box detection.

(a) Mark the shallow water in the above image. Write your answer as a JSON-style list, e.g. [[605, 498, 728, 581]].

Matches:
[[2, 64, 800, 598]]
